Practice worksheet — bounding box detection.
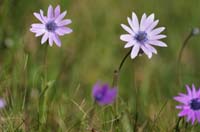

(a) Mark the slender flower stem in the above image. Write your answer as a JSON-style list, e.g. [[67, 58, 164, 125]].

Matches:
[[112, 49, 132, 129], [112, 49, 132, 87], [39, 44, 48, 127], [177, 28, 200, 86], [175, 117, 182, 132]]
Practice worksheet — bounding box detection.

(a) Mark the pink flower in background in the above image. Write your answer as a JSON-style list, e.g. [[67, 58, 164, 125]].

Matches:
[[174, 84, 200, 124], [30, 5, 72, 47], [92, 82, 117, 106], [120, 12, 167, 59]]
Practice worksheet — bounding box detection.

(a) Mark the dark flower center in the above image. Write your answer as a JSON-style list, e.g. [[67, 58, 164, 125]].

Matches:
[[45, 21, 57, 32], [134, 31, 148, 44], [95, 93, 104, 101], [190, 98, 200, 110]]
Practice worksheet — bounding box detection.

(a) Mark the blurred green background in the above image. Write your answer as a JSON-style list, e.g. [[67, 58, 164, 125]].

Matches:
[[1, 0, 200, 131]]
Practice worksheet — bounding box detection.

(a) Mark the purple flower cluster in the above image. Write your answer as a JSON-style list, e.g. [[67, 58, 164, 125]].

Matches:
[[174, 84, 200, 124]]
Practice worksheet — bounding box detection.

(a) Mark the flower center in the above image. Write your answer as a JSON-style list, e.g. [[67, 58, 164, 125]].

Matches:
[[45, 21, 57, 32], [95, 93, 103, 101], [190, 98, 200, 110], [134, 31, 148, 44]]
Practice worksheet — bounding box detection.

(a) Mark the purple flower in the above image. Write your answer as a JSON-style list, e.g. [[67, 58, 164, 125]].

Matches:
[[120, 12, 167, 59], [92, 82, 117, 106], [30, 5, 72, 47], [174, 84, 200, 124], [0, 98, 6, 109]]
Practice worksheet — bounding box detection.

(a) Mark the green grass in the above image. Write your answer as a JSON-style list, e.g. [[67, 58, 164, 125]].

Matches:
[[1, 0, 200, 131]]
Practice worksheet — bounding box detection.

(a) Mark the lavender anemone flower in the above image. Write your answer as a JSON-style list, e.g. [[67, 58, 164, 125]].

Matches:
[[0, 98, 6, 109], [30, 5, 72, 47], [92, 82, 117, 106], [120, 12, 167, 59], [174, 84, 200, 124]]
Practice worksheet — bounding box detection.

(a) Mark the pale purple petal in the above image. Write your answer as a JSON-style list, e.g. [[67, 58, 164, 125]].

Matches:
[[31, 24, 45, 29], [145, 44, 157, 54], [131, 12, 139, 32], [35, 30, 45, 37], [149, 27, 165, 36], [57, 19, 72, 26], [146, 20, 159, 32], [41, 32, 49, 44], [40, 10, 47, 23], [140, 13, 147, 31], [54, 5, 61, 17], [144, 13, 155, 30], [149, 35, 167, 40], [55, 11, 67, 23], [52, 34, 61, 47], [56, 27, 73, 35], [33, 12, 45, 24], [48, 33, 53, 46], [47, 5, 54, 19], [124, 41, 135, 48], [121, 24, 134, 35], [120, 34, 133, 42], [148, 40, 167, 47], [127, 17, 136, 33], [141, 45, 152, 58], [131, 45, 140, 59]]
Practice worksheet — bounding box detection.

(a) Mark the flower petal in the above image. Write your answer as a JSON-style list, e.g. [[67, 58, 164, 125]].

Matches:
[[57, 19, 72, 26], [121, 24, 134, 35], [146, 20, 159, 32], [33, 12, 45, 24], [31, 24, 45, 29], [131, 12, 139, 32], [149, 35, 167, 40], [140, 13, 147, 31], [144, 13, 155, 30], [120, 34, 133, 42], [149, 27, 165, 36], [41, 32, 49, 44], [148, 40, 167, 47], [52, 34, 61, 47], [141, 45, 152, 58], [56, 27, 72, 36], [131, 45, 140, 59], [55, 11, 67, 23], [54, 5, 61, 17], [47, 5, 54, 19], [145, 44, 157, 54]]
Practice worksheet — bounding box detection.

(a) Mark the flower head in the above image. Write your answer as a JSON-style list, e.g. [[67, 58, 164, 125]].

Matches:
[[174, 84, 200, 124], [120, 12, 167, 59], [92, 82, 117, 106], [30, 5, 72, 47], [0, 98, 6, 109]]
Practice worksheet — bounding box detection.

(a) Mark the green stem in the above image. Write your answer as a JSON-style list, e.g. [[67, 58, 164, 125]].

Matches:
[[177, 28, 199, 86]]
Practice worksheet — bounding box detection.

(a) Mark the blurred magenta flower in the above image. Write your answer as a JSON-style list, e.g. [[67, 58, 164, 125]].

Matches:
[[120, 12, 167, 59], [174, 84, 200, 124], [30, 5, 72, 47], [0, 98, 6, 109], [92, 82, 117, 106]]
